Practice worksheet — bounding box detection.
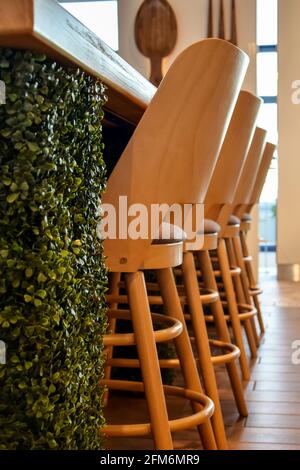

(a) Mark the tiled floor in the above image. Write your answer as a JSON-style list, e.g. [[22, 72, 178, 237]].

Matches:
[[105, 276, 300, 450]]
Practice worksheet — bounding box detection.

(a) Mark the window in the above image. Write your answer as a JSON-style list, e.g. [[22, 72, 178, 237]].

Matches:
[[257, 0, 278, 274], [59, 0, 119, 51]]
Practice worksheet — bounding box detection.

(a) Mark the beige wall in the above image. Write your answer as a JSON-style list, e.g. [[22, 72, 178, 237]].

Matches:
[[118, 0, 259, 274], [118, 0, 256, 90], [277, 0, 300, 276]]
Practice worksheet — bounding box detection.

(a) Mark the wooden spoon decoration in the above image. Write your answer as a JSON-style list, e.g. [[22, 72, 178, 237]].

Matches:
[[135, 0, 178, 87]]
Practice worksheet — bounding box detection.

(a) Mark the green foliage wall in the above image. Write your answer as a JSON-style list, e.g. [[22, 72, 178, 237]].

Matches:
[[0, 48, 107, 449]]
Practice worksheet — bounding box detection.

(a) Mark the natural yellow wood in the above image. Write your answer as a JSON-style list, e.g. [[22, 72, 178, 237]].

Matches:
[[234, 127, 267, 219], [205, 91, 262, 228], [197, 250, 248, 417], [103, 39, 249, 272], [157, 268, 218, 450], [125, 272, 173, 449], [248, 142, 277, 210], [0, 0, 156, 124], [217, 239, 251, 380], [180, 252, 228, 450], [236, 143, 276, 337]]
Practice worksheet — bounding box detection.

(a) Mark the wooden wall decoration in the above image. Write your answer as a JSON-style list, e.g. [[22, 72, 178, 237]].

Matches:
[[134, 0, 178, 87], [208, 0, 238, 46]]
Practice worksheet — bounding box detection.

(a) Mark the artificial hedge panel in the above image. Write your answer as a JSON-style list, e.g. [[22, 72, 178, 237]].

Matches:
[[0, 48, 107, 449]]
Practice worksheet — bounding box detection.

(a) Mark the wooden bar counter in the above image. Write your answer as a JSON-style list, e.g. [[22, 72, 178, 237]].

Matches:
[[0, 0, 155, 126]]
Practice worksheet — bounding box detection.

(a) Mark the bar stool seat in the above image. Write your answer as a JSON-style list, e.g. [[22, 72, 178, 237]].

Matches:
[[242, 213, 252, 222], [153, 222, 187, 245], [228, 215, 241, 226], [202, 219, 221, 235]]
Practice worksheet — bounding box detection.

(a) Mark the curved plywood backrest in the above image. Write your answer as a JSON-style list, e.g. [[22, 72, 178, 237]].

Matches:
[[103, 39, 249, 271], [249, 142, 277, 205], [233, 127, 267, 206], [205, 91, 262, 206]]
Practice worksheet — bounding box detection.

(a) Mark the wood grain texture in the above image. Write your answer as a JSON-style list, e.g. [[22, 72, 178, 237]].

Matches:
[[105, 288, 300, 450], [230, 442, 300, 451], [246, 414, 300, 429], [205, 91, 261, 229], [104, 39, 248, 271], [227, 426, 300, 445], [254, 381, 300, 392], [0, 0, 156, 125], [234, 127, 267, 210]]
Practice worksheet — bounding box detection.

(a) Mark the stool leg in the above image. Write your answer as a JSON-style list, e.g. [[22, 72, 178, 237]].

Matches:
[[225, 238, 258, 357], [156, 267, 218, 451], [181, 253, 228, 450], [232, 236, 260, 349], [104, 272, 121, 406], [197, 250, 248, 417], [225, 239, 247, 304], [125, 272, 173, 450], [217, 239, 251, 381], [240, 231, 265, 335], [253, 295, 265, 335], [240, 231, 257, 287]]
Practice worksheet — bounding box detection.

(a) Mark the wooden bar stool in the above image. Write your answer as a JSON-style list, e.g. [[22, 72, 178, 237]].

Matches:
[[100, 39, 249, 450], [219, 129, 267, 352], [170, 92, 261, 443], [167, 93, 260, 433], [204, 94, 262, 381], [142, 98, 255, 448], [228, 128, 267, 348], [236, 143, 277, 335]]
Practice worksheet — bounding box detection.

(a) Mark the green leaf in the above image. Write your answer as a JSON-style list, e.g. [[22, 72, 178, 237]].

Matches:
[[36, 290, 47, 299], [33, 298, 43, 308], [0, 250, 9, 258], [37, 272, 47, 283], [6, 193, 20, 203], [25, 267, 34, 278], [27, 142, 40, 152], [20, 182, 29, 192], [10, 354, 20, 364], [0, 48, 107, 450], [48, 271, 57, 281]]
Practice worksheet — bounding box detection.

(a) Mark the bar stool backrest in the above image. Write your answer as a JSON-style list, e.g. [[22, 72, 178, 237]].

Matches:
[[248, 142, 277, 208], [233, 127, 267, 209], [205, 91, 261, 216], [103, 39, 249, 271]]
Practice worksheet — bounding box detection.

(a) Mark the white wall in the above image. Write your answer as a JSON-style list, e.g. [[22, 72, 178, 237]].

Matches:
[[277, 0, 300, 276]]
